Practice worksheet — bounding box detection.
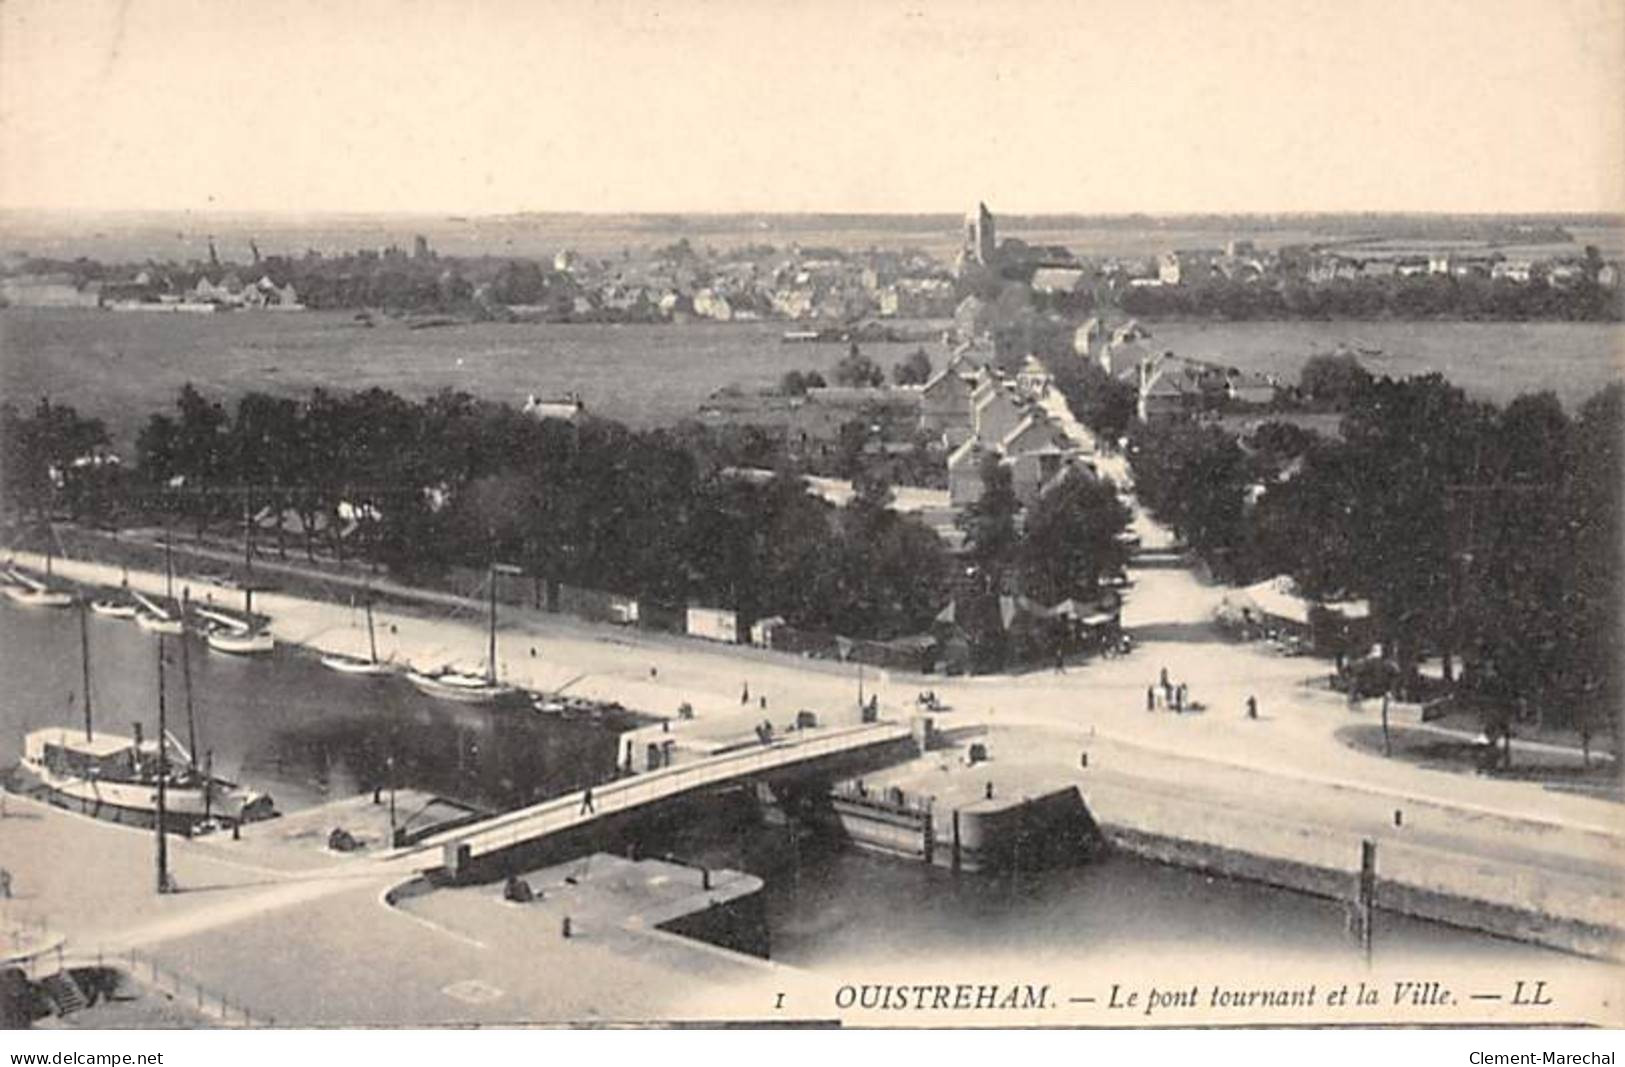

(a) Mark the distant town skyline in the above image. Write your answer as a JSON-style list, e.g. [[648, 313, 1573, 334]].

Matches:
[[2, 0, 1622, 217]]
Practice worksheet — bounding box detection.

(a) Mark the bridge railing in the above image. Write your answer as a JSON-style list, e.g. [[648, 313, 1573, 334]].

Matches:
[[448, 721, 911, 861]]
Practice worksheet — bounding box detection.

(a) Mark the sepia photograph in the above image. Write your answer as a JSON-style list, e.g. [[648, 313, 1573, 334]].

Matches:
[[0, 0, 1622, 1041]]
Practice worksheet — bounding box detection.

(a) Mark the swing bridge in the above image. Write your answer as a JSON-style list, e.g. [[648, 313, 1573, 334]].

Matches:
[[399, 720, 917, 881]]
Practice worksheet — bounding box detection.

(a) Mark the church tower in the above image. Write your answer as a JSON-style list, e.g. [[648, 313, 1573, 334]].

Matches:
[[964, 201, 996, 266]]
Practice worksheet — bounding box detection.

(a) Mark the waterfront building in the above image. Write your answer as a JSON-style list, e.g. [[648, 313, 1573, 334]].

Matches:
[[523, 393, 586, 422]]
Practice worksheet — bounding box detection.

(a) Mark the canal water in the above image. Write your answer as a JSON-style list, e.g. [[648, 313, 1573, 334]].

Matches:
[[0, 600, 1589, 973], [0, 600, 623, 814]]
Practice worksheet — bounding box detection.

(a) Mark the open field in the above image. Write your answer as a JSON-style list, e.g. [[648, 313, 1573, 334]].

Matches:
[[3, 310, 1621, 452], [1146, 318, 1623, 406], [5, 210, 1620, 263], [0, 309, 934, 449]]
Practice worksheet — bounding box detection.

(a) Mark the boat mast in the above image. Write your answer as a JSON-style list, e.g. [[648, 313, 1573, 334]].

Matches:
[[486, 565, 497, 686], [163, 527, 175, 602], [155, 636, 171, 894], [79, 598, 93, 742], [180, 589, 199, 766]]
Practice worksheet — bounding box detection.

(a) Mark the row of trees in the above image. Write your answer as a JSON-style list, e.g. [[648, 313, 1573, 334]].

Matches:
[[4, 385, 957, 640], [778, 347, 934, 396], [1126, 370, 1622, 740], [3, 381, 1136, 661]]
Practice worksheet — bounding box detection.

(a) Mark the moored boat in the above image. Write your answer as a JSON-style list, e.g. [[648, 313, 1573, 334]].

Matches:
[[131, 590, 185, 634], [3, 568, 74, 609], [134, 611, 184, 635], [90, 598, 140, 619], [405, 668, 515, 704], [205, 626, 275, 655], [404, 563, 521, 705], [7, 604, 274, 834], [11, 726, 275, 833], [321, 651, 395, 676], [321, 596, 391, 675], [2, 584, 74, 608]]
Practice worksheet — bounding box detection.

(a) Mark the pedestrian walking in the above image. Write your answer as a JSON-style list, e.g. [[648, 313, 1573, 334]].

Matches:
[[759, 695, 767, 710], [1146, 685, 1156, 712], [1175, 683, 1187, 712], [741, 682, 750, 705], [579, 787, 595, 816], [984, 781, 994, 800], [1246, 695, 1258, 720], [1054, 649, 1066, 674], [0, 867, 11, 899], [1159, 666, 1170, 690]]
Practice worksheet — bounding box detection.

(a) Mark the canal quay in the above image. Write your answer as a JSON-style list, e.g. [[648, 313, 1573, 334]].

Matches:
[[3, 540, 1623, 1026]]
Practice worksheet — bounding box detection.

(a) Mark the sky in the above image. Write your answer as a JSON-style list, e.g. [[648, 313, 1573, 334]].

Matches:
[[1, 0, 1622, 216]]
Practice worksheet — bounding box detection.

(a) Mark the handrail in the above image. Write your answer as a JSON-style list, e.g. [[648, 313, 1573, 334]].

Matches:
[[4, 914, 268, 1027], [430, 721, 912, 860]]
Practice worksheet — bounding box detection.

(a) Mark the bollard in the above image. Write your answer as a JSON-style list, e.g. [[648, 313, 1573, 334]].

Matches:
[[1355, 839, 1377, 959]]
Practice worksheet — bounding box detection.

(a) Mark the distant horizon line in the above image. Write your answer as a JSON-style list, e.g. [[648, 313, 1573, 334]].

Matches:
[[2, 206, 1622, 223]]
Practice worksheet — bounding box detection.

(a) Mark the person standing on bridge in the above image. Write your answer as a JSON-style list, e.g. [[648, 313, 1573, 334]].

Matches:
[[579, 787, 595, 816]]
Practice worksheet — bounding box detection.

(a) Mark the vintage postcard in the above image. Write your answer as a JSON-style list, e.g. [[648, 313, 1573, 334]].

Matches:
[[0, 0, 1621, 1037]]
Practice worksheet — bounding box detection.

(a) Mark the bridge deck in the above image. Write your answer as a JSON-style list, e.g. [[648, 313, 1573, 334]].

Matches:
[[416, 721, 912, 866]]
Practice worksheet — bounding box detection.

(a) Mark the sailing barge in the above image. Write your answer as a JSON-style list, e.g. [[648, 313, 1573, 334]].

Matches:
[[13, 726, 275, 834], [7, 600, 275, 834]]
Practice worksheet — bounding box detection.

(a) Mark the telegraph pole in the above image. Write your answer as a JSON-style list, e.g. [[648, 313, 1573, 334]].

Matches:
[[163, 525, 175, 602], [155, 637, 171, 894], [79, 599, 94, 743], [180, 590, 198, 762]]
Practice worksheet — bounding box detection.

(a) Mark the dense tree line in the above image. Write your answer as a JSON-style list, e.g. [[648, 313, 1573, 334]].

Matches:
[[13, 251, 590, 318], [3, 380, 1136, 663], [2, 385, 964, 642], [1126, 368, 1623, 741], [1119, 274, 1622, 323], [1049, 358, 1139, 445]]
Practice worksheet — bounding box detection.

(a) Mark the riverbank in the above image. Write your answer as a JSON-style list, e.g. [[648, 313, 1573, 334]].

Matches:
[[0, 793, 786, 1026], [7, 541, 1622, 965], [827, 732, 1623, 960]]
